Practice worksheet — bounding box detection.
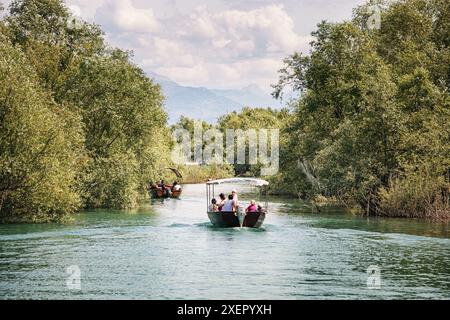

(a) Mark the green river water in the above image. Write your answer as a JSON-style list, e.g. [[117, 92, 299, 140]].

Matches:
[[0, 184, 448, 299]]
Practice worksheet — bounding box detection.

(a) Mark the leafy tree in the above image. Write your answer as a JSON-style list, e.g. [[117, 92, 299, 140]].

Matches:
[[171, 115, 213, 160], [275, 0, 449, 218], [171, 116, 234, 182], [171, 116, 213, 135], [217, 107, 289, 176], [6, 0, 104, 90], [0, 0, 172, 218], [0, 36, 86, 222], [57, 50, 170, 208]]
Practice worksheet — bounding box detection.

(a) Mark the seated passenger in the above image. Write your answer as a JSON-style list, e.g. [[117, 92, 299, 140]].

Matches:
[[257, 204, 266, 213], [246, 200, 257, 213], [209, 198, 219, 212], [221, 194, 236, 212], [217, 193, 227, 211], [172, 181, 182, 192], [158, 179, 171, 196]]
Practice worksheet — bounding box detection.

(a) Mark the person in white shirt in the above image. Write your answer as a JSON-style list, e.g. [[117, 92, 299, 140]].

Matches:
[[172, 181, 182, 192], [221, 194, 236, 212]]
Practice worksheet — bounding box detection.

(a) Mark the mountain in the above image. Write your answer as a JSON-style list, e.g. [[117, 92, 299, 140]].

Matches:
[[147, 72, 282, 123], [211, 84, 278, 109]]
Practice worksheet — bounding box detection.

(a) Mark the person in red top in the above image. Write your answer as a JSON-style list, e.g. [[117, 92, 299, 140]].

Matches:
[[245, 200, 257, 213]]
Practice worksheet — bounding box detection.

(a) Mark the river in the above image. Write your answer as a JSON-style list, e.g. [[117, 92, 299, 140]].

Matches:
[[0, 184, 448, 299]]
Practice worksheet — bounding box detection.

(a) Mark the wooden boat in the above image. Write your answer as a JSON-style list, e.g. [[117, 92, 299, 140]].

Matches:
[[149, 168, 183, 199], [149, 186, 182, 199], [206, 178, 269, 228]]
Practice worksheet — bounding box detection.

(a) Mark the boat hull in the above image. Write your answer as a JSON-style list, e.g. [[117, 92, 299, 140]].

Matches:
[[149, 187, 182, 199], [207, 211, 266, 228]]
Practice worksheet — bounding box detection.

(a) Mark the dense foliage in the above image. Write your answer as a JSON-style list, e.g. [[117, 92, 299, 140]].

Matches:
[[217, 107, 289, 176], [0, 35, 86, 222], [273, 0, 449, 219], [171, 109, 288, 178], [171, 116, 234, 182], [0, 0, 171, 221], [1, 0, 448, 222]]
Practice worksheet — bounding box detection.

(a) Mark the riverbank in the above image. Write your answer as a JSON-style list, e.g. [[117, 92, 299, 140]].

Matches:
[[267, 188, 450, 221], [1, 179, 448, 224]]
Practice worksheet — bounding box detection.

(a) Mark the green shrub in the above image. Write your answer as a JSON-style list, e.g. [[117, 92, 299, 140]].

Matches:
[[379, 165, 449, 220]]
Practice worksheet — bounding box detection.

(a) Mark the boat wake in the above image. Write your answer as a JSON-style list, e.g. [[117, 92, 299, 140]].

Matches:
[[165, 223, 193, 228], [164, 222, 271, 232]]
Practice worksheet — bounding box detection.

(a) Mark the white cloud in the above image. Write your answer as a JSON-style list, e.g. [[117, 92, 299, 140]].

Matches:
[[67, 4, 82, 17], [180, 4, 308, 59], [212, 38, 232, 49], [95, 0, 159, 33], [0, 0, 364, 92], [2, 0, 314, 91], [183, 6, 218, 39], [132, 4, 311, 90], [149, 57, 284, 91], [141, 37, 196, 68]]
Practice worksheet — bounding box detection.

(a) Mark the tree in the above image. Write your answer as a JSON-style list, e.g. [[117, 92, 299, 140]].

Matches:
[[217, 107, 289, 176], [274, 0, 449, 218], [58, 50, 170, 208], [6, 0, 104, 91], [0, 36, 86, 222], [0, 0, 172, 218]]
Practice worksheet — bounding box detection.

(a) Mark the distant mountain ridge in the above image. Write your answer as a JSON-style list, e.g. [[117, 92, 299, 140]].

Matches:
[[147, 72, 282, 123]]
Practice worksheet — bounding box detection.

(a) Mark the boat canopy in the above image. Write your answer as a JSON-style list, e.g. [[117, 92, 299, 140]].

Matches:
[[206, 178, 269, 187]]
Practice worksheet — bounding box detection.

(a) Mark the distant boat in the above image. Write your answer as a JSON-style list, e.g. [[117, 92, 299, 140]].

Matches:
[[148, 168, 183, 199], [150, 186, 182, 199], [206, 178, 269, 228]]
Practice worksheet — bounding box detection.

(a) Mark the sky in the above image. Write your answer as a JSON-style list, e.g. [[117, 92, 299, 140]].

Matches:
[[2, 0, 367, 92]]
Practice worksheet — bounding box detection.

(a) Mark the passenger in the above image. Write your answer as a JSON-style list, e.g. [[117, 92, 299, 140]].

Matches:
[[159, 179, 171, 196], [231, 189, 239, 207], [257, 204, 266, 213], [245, 200, 257, 213], [209, 199, 219, 212], [217, 193, 227, 211], [172, 181, 182, 192], [221, 194, 236, 212]]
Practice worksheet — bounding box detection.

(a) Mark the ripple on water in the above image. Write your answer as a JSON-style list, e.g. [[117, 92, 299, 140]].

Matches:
[[0, 184, 448, 299]]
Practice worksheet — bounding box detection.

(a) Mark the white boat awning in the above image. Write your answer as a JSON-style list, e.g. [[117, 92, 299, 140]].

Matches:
[[206, 178, 269, 187]]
